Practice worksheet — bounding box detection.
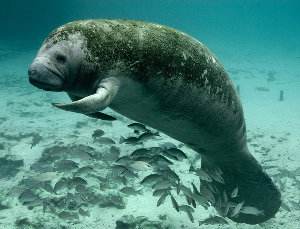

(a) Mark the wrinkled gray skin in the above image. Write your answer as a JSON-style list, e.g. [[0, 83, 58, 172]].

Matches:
[[28, 20, 281, 224], [29, 33, 84, 92]]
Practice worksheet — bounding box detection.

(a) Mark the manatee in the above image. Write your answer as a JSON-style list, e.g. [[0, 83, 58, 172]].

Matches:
[[28, 19, 281, 224]]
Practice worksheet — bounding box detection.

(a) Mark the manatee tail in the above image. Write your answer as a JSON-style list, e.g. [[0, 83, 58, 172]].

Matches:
[[200, 150, 281, 224]]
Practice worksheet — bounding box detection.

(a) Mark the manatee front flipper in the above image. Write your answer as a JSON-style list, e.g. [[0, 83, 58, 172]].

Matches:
[[65, 93, 116, 121], [52, 77, 120, 120], [200, 150, 281, 225]]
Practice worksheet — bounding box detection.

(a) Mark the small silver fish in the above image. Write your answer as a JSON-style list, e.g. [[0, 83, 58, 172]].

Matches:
[[178, 205, 195, 213], [138, 131, 159, 142], [179, 184, 194, 198], [191, 182, 200, 195], [140, 174, 162, 186], [176, 181, 180, 194], [186, 210, 194, 223], [200, 184, 216, 205], [54, 178, 69, 194], [78, 208, 90, 217], [127, 122, 149, 132], [111, 164, 128, 174], [54, 159, 79, 172], [223, 203, 231, 217], [215, 166, 223, 175], [119, 136, 141, 144], [230, 186, 239, 198], [18, 189, 39, 204], [94, 137, 115, 144], [159, 142, 177, 150], [162, 150, 178, 160], [153, 179, 172, 190], [74, 166, 94, 176], [92, 129, 105, 139], [170, 195, 179, 212], [33, 172, 60, 182], [112, 164, 138, 178], [110, 146, 120, 155], [149, 147, 164, 154], [58, 211, 79, 220], [42, 182, 54, 193], [157, 191, 169, 207], [101, 146, 120, 161], [23, 198, 43, 208], [280, 201, 292, 212], [164, 148, 187, 161], [196, 169, 213, 182], [240, 206, 264, 216], [206, 182, 218, 193], [130, 161, 152, 171], [120, 187, 142, 195], [230, 201, 245, 218], [31, 133, 42, 148], [70, 176, 88, 187], [160, 168, 179, 182], [153, 188, 171, 196], [191, 192, 209, 208], [150, 155, 173, 166], [131, 148, 151, 158], [222, 190, 228, 203], [199, 216, 228, 226], [115, 156, 132, 165], [133, 156, 152, 163], [191, 197, 196, 208], [112, 175, 127, 186], [69, 150, 93, 161], [75, 184, 87, 193], [209, 169, 225, 184], [185, 195, 192, 205], [215, 197, 222, 213]]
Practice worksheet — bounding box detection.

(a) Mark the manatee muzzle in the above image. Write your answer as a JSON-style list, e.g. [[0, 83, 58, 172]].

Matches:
[[28, 58, 64, 91]]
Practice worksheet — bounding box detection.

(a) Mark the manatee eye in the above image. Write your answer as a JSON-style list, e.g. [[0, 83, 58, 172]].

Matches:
[[56, 54, 67, 64]]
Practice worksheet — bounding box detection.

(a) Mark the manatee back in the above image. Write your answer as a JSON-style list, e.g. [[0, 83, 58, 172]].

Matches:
[[47, 19, 245, 146]]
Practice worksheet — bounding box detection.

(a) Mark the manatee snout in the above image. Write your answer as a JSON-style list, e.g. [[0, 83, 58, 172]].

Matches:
[[28, 57, 64, 91]]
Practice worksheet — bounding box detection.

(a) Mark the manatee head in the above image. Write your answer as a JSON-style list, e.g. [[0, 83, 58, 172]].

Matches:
[[28, 29, 87, 92]]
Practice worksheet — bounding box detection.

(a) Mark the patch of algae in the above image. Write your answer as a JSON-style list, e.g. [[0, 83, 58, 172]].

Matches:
[[45, 19, 207, 74]]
